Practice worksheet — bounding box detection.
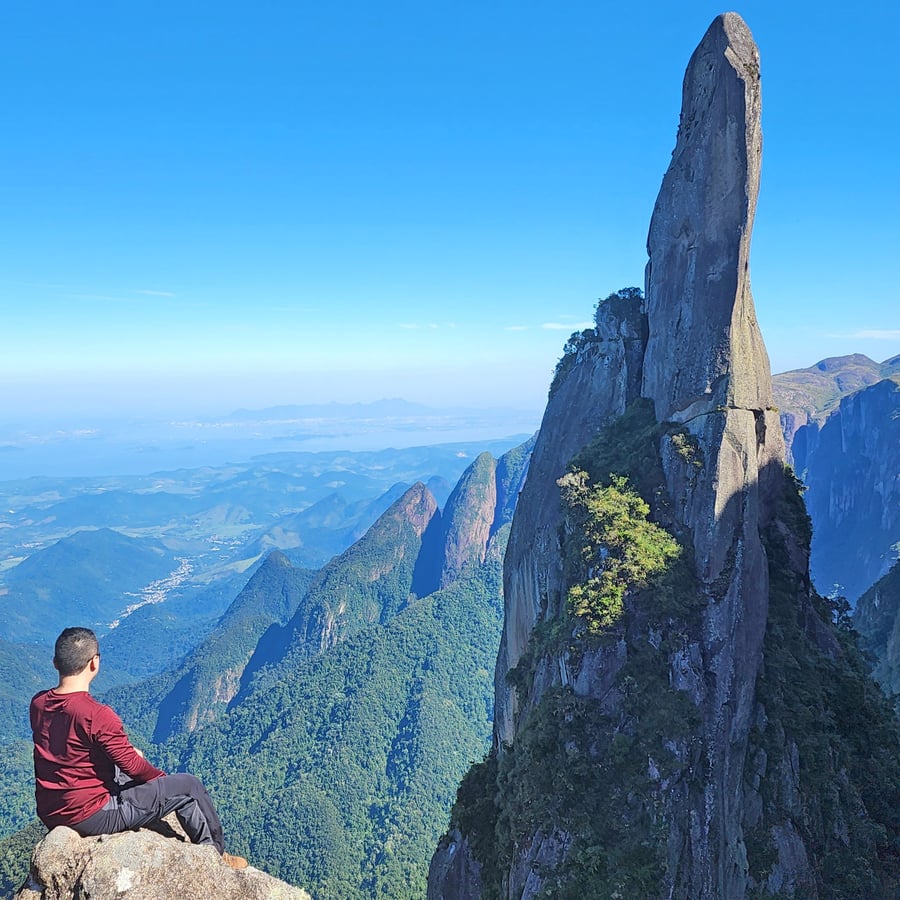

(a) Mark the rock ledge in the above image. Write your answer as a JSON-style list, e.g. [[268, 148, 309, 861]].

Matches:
[[14, 820, 310, 900]]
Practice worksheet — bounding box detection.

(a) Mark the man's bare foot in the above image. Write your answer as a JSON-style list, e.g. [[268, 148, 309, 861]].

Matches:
[[223, 852, 248, 870]]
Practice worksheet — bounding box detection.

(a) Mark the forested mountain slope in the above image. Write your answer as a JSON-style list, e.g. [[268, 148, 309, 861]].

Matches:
[[105, 552, 317, 742], [171, 540, 506, 898], [0, 440, 533, 898], [1, 528, 175, 644], [149, 444, 531, 897]]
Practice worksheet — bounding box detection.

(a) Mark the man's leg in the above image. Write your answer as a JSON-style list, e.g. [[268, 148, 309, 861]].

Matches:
[[74, 774, 224, 853]]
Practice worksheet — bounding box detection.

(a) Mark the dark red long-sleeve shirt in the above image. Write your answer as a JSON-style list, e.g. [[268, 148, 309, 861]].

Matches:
[[30, 689, 165, 828]]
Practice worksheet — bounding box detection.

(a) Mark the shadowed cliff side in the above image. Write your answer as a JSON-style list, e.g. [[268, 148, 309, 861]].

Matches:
[[801, 377, 900, 601], [773, 356, 900, 601], [855, 559, 900, 713], [430, 13, 900, 900]]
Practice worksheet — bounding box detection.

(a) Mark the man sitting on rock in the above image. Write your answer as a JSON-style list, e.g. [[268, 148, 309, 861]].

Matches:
[[30, 626, 248, 870]]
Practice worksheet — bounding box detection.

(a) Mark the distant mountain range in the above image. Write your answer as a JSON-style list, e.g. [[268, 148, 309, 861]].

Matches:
[[0, 528, 176, 644], [0, 400, 540, 479], [774, 353, 900, 452], [224, 398, 538, 422], [0, 438, 526, 725]]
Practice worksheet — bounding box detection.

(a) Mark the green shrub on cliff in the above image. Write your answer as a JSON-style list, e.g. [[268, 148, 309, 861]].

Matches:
[[559, 471, 680, 632]]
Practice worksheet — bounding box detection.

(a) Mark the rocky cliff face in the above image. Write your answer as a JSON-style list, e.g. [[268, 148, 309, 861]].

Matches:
[[14, 820, 309, 900], [639, 14, 784, 895], [438, 452, 498, 587], [788, 375, 899, 601], [773, 353, 899, 464], [431, 13, 900, 900], [493, 289, 647, 746], [855, 559, 900, 711], [772, 354, 900, 601]]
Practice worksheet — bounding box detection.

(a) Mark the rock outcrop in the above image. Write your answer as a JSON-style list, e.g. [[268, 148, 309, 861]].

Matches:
[[14, 820, 310, 900], [493, 288, 647, 745], [438, 452, 498, 587], [496, 20, 782, 893], [428, 828, 484, 900], [643, 12, 769, 425], [431, 12, 900, 900]]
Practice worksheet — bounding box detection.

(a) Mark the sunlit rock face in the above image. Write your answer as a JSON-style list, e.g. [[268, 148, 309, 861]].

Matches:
[[438, 452, 498, 588], [643, 13, 770, 424], [493, 292, 647, 746]]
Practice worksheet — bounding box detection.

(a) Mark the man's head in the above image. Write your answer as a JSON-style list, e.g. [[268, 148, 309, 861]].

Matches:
[[53, 627, 100, 677]]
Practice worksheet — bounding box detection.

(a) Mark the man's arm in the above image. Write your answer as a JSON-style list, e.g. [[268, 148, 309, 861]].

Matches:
[[91, 704, 165, 781]]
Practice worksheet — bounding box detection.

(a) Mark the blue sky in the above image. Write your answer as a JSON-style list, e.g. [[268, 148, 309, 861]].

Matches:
[[2, 1, 898, 420]]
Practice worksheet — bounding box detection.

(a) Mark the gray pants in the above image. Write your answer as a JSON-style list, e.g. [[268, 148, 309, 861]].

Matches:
[[73, 773, 225, 853]]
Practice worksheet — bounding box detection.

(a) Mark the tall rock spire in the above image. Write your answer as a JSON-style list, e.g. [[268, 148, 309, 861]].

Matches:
[[642, 14, 786, 896], [643, 12, 771, 423]]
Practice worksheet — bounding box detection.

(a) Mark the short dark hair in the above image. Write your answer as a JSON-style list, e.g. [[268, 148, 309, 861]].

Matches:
[[54, 627, 99, 677]]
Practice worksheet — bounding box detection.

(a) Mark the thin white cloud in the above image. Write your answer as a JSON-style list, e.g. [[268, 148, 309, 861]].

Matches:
[[541, 321, 593, 331], [70, 294, 136, 303], [135, 289, 176, 298], [398, 322, 454, 330], [505, 325, 528, 331], [837, 329, 900, 340]]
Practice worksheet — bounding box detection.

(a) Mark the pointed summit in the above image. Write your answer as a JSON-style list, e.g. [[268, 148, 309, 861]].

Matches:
[[643, 12, 772, 423], [642, 11, 784, 589]]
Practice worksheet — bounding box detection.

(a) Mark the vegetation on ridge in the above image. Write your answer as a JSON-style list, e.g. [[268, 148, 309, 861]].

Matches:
[[170, 544, 506, 899], [548, 287, 644, 398], [558, 470, 681, 632], [450, 400, 703, 897]]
